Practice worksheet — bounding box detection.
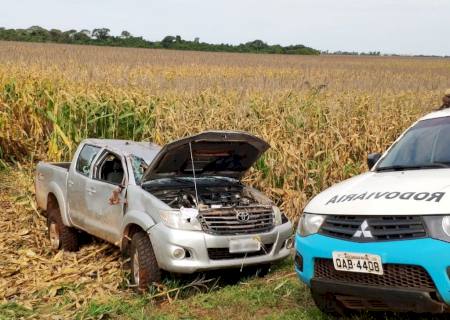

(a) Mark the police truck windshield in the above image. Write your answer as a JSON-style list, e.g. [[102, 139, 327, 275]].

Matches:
[[376, 117, 450, 171]]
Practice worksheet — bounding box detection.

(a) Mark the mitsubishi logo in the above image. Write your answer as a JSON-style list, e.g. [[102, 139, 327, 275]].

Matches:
[[236, 211, 250, 222], [353, 220, 373, 238]]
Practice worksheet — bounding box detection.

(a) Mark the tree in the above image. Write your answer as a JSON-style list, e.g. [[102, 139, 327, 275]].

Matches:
[[27, 26, 49, 41], [0, 25, 320, 56], [245, 40, 268, 51], [92, 28, 110, 40], [121, 30, 131, 38], [161, 35, 175, 48], [73, 31, 91, 41], [49, 29, 63, 42]]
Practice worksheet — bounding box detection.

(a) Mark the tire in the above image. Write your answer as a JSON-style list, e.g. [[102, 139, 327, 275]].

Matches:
[[47, 204, 79, 252], [310, 289, 348, 317], [255, 264, 271, 278], [130, 231, 161, 292]]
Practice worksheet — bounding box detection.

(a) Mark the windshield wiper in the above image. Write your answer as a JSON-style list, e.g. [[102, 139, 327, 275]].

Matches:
[[376, 163, 450, 172]]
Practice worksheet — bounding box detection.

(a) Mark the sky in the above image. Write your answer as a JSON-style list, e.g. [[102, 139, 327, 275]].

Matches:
[[1, 0, 450, 56]]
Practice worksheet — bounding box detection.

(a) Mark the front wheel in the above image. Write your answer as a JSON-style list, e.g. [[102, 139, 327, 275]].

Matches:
[[130, 231, 161, 292], [255, 264, 271, 278]]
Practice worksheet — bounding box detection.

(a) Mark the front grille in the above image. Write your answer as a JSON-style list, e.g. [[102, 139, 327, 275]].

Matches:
[[335, 296, 390, 311], [314, 258, 435, 291], [208, 243, 273, 260], [319, 215, 427, 242], [198, 205, 274, 235]]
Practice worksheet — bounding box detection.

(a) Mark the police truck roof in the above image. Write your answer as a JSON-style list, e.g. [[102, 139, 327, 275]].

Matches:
[[420, 108, 450, 121]]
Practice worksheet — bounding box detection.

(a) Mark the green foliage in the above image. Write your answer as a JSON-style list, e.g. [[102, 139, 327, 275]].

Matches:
[[0, 303, 34, 320], [0, 26, 320, 55]]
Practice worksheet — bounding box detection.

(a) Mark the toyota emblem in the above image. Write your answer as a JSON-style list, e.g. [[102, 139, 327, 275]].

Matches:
[[236, 211, 250, 222]]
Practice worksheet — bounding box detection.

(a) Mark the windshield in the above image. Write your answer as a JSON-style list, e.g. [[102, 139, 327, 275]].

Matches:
[[131, 156, 148, 184], [376, 117, 450, 171]]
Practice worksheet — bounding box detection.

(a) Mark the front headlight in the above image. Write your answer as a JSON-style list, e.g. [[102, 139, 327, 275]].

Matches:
[[160, 207, 202, 231], [297, 213, 326, 237], [273, 206, 283, 225], [424, 215, 450, 242], [442, 216, 450, 237]]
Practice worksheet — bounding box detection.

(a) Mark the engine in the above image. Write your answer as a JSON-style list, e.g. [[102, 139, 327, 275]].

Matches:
[[148, 184, 258, 209]]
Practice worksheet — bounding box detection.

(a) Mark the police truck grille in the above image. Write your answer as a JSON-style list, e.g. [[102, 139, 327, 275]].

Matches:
[[314, 259, 436, 291], [198, 205, 274, 235], [319, 215, 427, 242]]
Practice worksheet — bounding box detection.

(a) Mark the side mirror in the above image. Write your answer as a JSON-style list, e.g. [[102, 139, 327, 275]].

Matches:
[[367, 153, 382, 170]]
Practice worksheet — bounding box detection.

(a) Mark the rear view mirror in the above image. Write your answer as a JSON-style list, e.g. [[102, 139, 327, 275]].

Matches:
[[367, 153, 382, 170]]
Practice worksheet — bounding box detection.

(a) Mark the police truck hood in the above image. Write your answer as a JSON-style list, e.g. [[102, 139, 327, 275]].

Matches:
[[305, 169, 450, 216], [141, 130, 269, 182]]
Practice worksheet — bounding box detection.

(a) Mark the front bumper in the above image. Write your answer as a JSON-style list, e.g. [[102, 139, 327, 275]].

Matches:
[[148, 221, 293, 273], [295, 234, 450, 309], [311, 279, 447, 313]]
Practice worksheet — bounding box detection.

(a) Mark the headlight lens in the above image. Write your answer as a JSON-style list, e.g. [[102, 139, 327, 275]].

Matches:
[[297, 213, 326, 237], [423, 215, 450, 242], [160, 208, 202, 231], [442, 216, 450, 237], [273, 206, 283, 225]]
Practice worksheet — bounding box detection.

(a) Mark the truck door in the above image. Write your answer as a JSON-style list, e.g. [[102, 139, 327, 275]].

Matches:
[[68, 144, 102, 227], [84, 150, 127, 244]]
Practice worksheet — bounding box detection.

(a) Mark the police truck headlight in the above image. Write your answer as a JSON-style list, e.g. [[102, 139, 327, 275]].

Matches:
[[297, 213, 326, 237], [160, 208, 202, 231], [442, 216, 450, 237], [423, 215, 450, 242]]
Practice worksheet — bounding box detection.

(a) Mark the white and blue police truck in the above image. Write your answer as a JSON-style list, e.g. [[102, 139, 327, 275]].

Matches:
[[295, 108, 450, 315]]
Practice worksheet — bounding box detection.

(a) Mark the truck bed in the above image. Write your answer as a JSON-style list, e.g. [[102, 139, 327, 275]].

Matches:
[[35, 162, 70, 212]]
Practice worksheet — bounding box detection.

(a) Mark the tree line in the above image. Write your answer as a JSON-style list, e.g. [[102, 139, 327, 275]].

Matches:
[[0, 26, 320, 55]]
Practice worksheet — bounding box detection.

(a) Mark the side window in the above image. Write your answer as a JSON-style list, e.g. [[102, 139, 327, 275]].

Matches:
[[131, 156, 148, 184], [95, 152, 125, 185], [76, 145, 101, 176]]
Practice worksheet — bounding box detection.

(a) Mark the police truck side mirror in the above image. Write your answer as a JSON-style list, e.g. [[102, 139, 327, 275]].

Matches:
[[367, 153, 382, 170]]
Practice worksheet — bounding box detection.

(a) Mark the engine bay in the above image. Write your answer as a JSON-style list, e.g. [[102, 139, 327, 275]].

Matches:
[[142, 177, 260, 209]]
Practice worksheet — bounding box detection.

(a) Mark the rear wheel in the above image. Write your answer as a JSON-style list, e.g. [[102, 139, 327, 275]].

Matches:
[[130, 231, 161, 292], [311, 289, 348, 317], [47, 204, 79, 251]]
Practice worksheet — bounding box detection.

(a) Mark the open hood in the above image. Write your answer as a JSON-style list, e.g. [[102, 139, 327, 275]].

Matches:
[[141, 131, 270, 182]]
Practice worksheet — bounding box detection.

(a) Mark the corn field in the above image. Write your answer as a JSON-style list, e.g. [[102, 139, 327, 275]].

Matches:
[[1, 41, 448, 219], [1, 41, 450, 319]]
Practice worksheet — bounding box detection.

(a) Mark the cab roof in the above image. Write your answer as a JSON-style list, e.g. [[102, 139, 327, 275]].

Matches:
[[83, 139, 161, 163]]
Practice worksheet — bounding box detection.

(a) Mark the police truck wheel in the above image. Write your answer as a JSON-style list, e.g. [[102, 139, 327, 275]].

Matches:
[[311, 289, 348, 317], [130, 231, 161, 292], [47, 206, 79, 252]]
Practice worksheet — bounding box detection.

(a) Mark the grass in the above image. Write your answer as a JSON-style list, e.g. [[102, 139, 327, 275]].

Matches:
[[72, 259, 319, 320]]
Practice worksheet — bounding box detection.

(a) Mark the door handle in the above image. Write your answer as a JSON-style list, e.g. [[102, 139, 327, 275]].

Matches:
[[86, 187, 96, 194], [68, 180, 74, 187], [37, 173, 44, 181]]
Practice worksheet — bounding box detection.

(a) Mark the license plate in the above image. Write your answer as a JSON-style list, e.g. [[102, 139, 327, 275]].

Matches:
[[229, 238, 261, 253], [332, 252, 383, 275]]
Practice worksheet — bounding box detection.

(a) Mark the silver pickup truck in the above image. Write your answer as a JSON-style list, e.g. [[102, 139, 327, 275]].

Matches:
[[36, 131, 293, 291]]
